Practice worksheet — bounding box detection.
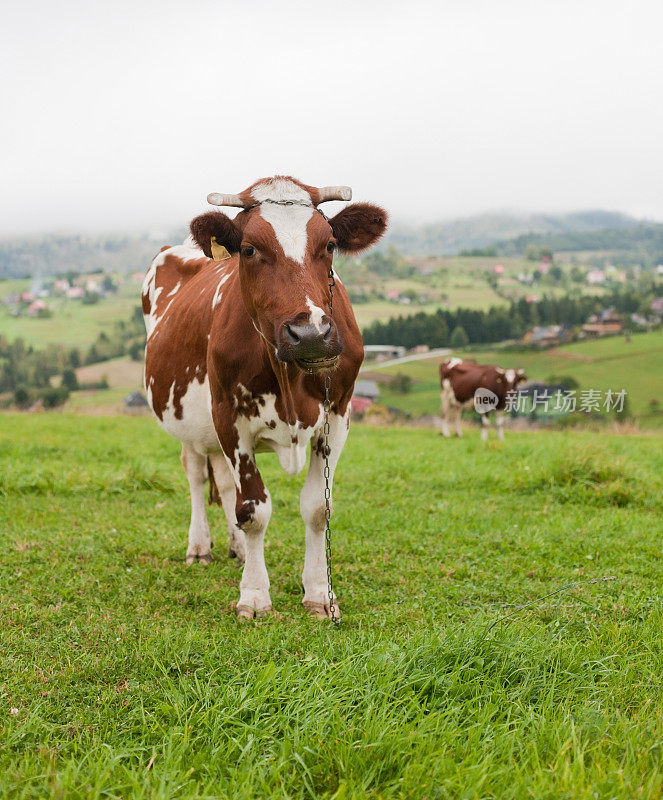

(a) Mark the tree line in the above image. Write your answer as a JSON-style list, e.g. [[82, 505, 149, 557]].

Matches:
[[362, 287, 660, 350]]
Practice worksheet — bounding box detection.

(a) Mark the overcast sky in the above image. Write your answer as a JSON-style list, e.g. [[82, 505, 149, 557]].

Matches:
[[1, 0, 662, 235]]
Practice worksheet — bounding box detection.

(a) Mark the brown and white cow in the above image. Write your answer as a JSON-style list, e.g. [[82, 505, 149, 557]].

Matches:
[[439, 358, 526, 440], [142, 176, 387, 619]]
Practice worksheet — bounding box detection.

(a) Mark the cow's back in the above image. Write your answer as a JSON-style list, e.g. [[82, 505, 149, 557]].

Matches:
[[142, 240, 237, 453], [442, 360, 498, 404]]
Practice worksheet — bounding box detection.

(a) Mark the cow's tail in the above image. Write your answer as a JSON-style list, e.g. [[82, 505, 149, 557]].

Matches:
[[207, 457, 222, 507]]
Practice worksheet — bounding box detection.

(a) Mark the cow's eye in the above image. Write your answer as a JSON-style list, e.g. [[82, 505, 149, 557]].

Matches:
[[326, 241, 336, 254], [242, 245, 255, 258]]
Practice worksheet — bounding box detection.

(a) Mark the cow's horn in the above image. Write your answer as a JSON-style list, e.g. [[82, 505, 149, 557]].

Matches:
[[316, 186, 352, 203], [207, 192, 246, 208]]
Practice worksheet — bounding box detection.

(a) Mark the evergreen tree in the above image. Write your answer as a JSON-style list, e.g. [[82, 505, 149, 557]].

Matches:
[[449, 326, 469, 348]]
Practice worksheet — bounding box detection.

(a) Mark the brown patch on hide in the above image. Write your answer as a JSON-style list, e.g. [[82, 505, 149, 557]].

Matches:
[[314, 436, 330, 458], [207, 457, 222, 507], [234, 385, 265, 419]]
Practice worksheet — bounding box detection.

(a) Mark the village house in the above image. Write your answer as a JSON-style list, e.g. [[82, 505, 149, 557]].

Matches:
[[586, 269, 606, 285], [650, 297, 663, 316], [27, 299, 48, 317], [522, 325, 573, 348], [352, 380, 381, 415], [582, 308, 622, 337], [363, 345, 407, 361]]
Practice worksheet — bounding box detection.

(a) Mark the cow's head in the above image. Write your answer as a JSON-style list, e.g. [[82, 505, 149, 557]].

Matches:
[[498, 368, 528, 391], [190, 176, 387, 372]]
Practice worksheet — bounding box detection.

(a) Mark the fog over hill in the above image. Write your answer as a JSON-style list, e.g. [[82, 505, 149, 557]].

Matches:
[[0, 210, 656, 279], [385, 210, 641, 256]]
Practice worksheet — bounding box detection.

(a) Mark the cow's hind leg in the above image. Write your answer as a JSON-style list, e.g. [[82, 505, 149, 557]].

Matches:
[[300, 411, 349, 620], [180, 445, 213, 564], [207, 452, 246, 566]]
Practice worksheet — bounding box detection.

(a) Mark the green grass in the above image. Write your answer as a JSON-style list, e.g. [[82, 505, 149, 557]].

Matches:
[[369, 329, 663, 424], [1, 415, 662, 798]]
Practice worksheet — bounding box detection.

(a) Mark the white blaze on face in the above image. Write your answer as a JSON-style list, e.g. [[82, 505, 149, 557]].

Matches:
[[505, 369, 516, 384], [306, 296, 326, 333], [251, 178, 313, 264]]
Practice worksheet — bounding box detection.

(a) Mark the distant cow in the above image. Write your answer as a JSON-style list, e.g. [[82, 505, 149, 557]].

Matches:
[[142, 176, 387, 619], [440, 358, 526, 440]]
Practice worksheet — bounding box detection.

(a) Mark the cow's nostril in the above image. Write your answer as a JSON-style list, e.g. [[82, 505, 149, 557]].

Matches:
[[322, 322, 332, 340], [285, 324, 301, 344]]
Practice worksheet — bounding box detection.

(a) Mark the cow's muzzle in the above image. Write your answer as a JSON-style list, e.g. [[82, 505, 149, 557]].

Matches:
[[276, 317, 343, 372]]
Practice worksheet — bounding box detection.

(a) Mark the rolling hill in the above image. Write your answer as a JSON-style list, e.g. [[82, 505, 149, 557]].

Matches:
[[385, 210, 641, 255]]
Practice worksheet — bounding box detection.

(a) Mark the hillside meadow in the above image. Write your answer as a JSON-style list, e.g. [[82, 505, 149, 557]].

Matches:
[[0, 252, 579, 349], [1, 414, 662, 798]]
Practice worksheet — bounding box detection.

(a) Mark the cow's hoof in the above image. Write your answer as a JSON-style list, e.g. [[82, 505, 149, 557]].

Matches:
[[227, 546, 246, 567], [236, 604, 272, 620], [185, 552, 214, 565], [303, 600, 341, 621]]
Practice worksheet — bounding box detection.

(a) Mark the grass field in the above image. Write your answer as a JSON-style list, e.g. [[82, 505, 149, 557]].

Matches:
[[1, 415, 662, 798], [0, 279, 142, 349], [368, 330, 663, 425]]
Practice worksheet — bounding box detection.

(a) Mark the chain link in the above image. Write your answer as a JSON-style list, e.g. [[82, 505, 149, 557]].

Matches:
[[323, 266, 340, 626]]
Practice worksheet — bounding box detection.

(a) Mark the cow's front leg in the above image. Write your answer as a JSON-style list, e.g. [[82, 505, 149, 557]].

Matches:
[[300, 410, 349, 620], [213, 406, 272, 618], [440, 388, 451, 437], [180, 445, 213, 564], [227, 447, 273, 619], [495, 411, 505, 440], [480, 412, 490, 441], [453, 405, 463, 437], [236, 479, 272, 619]]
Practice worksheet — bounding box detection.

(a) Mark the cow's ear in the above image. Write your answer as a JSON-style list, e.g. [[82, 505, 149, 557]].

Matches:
[[190, 212, 242, 258], [328, 203, 388, 254]]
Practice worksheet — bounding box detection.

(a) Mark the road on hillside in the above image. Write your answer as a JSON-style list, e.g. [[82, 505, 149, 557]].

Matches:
[[360, 347, 451, 371]]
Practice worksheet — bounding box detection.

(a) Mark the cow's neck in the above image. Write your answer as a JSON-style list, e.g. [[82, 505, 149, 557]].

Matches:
[[250, 333, 322, 429]]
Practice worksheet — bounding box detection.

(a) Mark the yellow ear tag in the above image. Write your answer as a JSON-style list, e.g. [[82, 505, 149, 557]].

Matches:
[[210, 237, 231, 261]]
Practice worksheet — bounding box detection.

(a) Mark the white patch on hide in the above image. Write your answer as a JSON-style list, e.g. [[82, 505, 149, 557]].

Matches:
[[212, 273, 231, 310], [157, 375, 220, 454], [142, 237, 205, 338]]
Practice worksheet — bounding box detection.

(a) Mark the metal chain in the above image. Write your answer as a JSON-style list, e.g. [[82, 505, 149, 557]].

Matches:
[[323, 266, 340, 626]]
